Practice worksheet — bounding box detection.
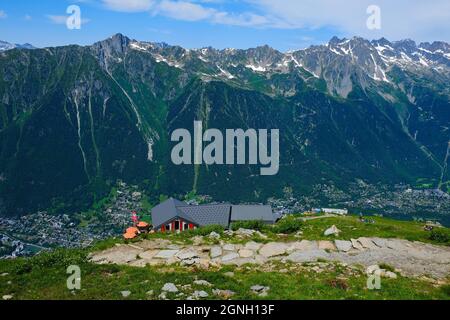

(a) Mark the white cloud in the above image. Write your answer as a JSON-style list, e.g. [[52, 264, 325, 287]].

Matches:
[[98, 0, 450, 41], [47, 15, 91, 25], [0, 10, 7, 19], [99, 0, 269, 27], [102, 0, 155, 12], [153, 0, 269, 27], [245, 0, 450, 41], [24, 14, 32, 21], [212, 11, 270, 27], [155, 1, 214, 21], [47, 15, 68, 24]]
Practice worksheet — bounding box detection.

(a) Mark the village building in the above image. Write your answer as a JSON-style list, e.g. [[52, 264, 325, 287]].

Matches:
[[151, 198, 279, 232], [321, 208, 348, 215]]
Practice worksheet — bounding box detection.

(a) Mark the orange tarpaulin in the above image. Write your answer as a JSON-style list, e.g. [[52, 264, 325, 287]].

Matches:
[[123, 232, 137, 240], [126, 227, 139, 234], [123, 225, 143, 240]]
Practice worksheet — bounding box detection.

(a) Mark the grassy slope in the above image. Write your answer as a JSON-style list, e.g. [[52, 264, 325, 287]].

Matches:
[[0, 215, 449, 300], [300, 215, 443, 243]]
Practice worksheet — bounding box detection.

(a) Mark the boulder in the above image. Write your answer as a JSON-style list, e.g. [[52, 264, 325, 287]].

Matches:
[[250, 285, 266, 292], [154, 249, 179, 259], [357, 237, 377, 249], [138, 250, 158, 260], [181, 258, 200, 266], [318, 240, 337, 251], [210, 246, 222, 258], [223, 257, 256, 266], [223, 244, 236, 251], [158, 292, 167, 300], [259, 242, 288, 257], [176, 249, 199, 260], [350, 238, 364, 250], [162, 283, 178, 293], [221, 252, 239, 262], [285, 249, 328, 263], [290, 240, 318, 251], [239, 249, 254, 258], [89, 246, 141, 264], [371, 238, 387, 248], [334, 240, 352, 252], [209, 231, 221, 239], [386, 239, 408, 251], [193, 290, 209, 298], [254, 255, 268, 264], [250, 285, 270, 297], [120, 291, 131, 298], [235, 228, 255, 237], [192, 236, 204, 245], [324, 225, 341, 236], [212, 289, 235, 299], [244, 241, 263, 251], [193, 280, 212, 287]]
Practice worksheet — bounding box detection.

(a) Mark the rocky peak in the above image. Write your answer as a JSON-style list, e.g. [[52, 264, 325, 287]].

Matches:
[[392, 39, 417, 54], [419, 41, 450, 53], [91, 33, 132, 70], [97, 33, 130, 54], [327, 36, 342, 46], [371, 37, 393, 48], [244, 45, 283, 65]]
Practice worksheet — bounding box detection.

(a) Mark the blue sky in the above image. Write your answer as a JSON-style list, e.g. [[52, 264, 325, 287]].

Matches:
[[1, 0, 450, 51]]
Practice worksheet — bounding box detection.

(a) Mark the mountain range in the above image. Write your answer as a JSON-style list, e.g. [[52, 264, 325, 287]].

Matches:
[[0, 34, 449, 216], [0, 40, 35, 51]]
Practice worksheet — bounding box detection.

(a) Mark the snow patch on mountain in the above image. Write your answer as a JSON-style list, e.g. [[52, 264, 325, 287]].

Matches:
[[217, 65, 234, 79], [245, 64, 266, 72]]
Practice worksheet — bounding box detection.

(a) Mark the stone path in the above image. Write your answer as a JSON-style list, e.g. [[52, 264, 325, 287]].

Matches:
[[89, 237, 450, 279]]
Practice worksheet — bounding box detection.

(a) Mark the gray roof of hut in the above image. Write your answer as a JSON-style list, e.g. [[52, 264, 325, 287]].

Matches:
[[178, 204, 231, 228], [230, 205, 276, 223], [151, 198, 191, 229], [151, 198, 276, 229]]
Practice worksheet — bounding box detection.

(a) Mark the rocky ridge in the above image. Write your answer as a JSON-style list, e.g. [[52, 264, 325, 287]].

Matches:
[[89, 232, 450, 279]]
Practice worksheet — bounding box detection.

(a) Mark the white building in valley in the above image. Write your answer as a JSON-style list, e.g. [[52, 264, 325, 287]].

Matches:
[[321, 208, 348, 215]]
